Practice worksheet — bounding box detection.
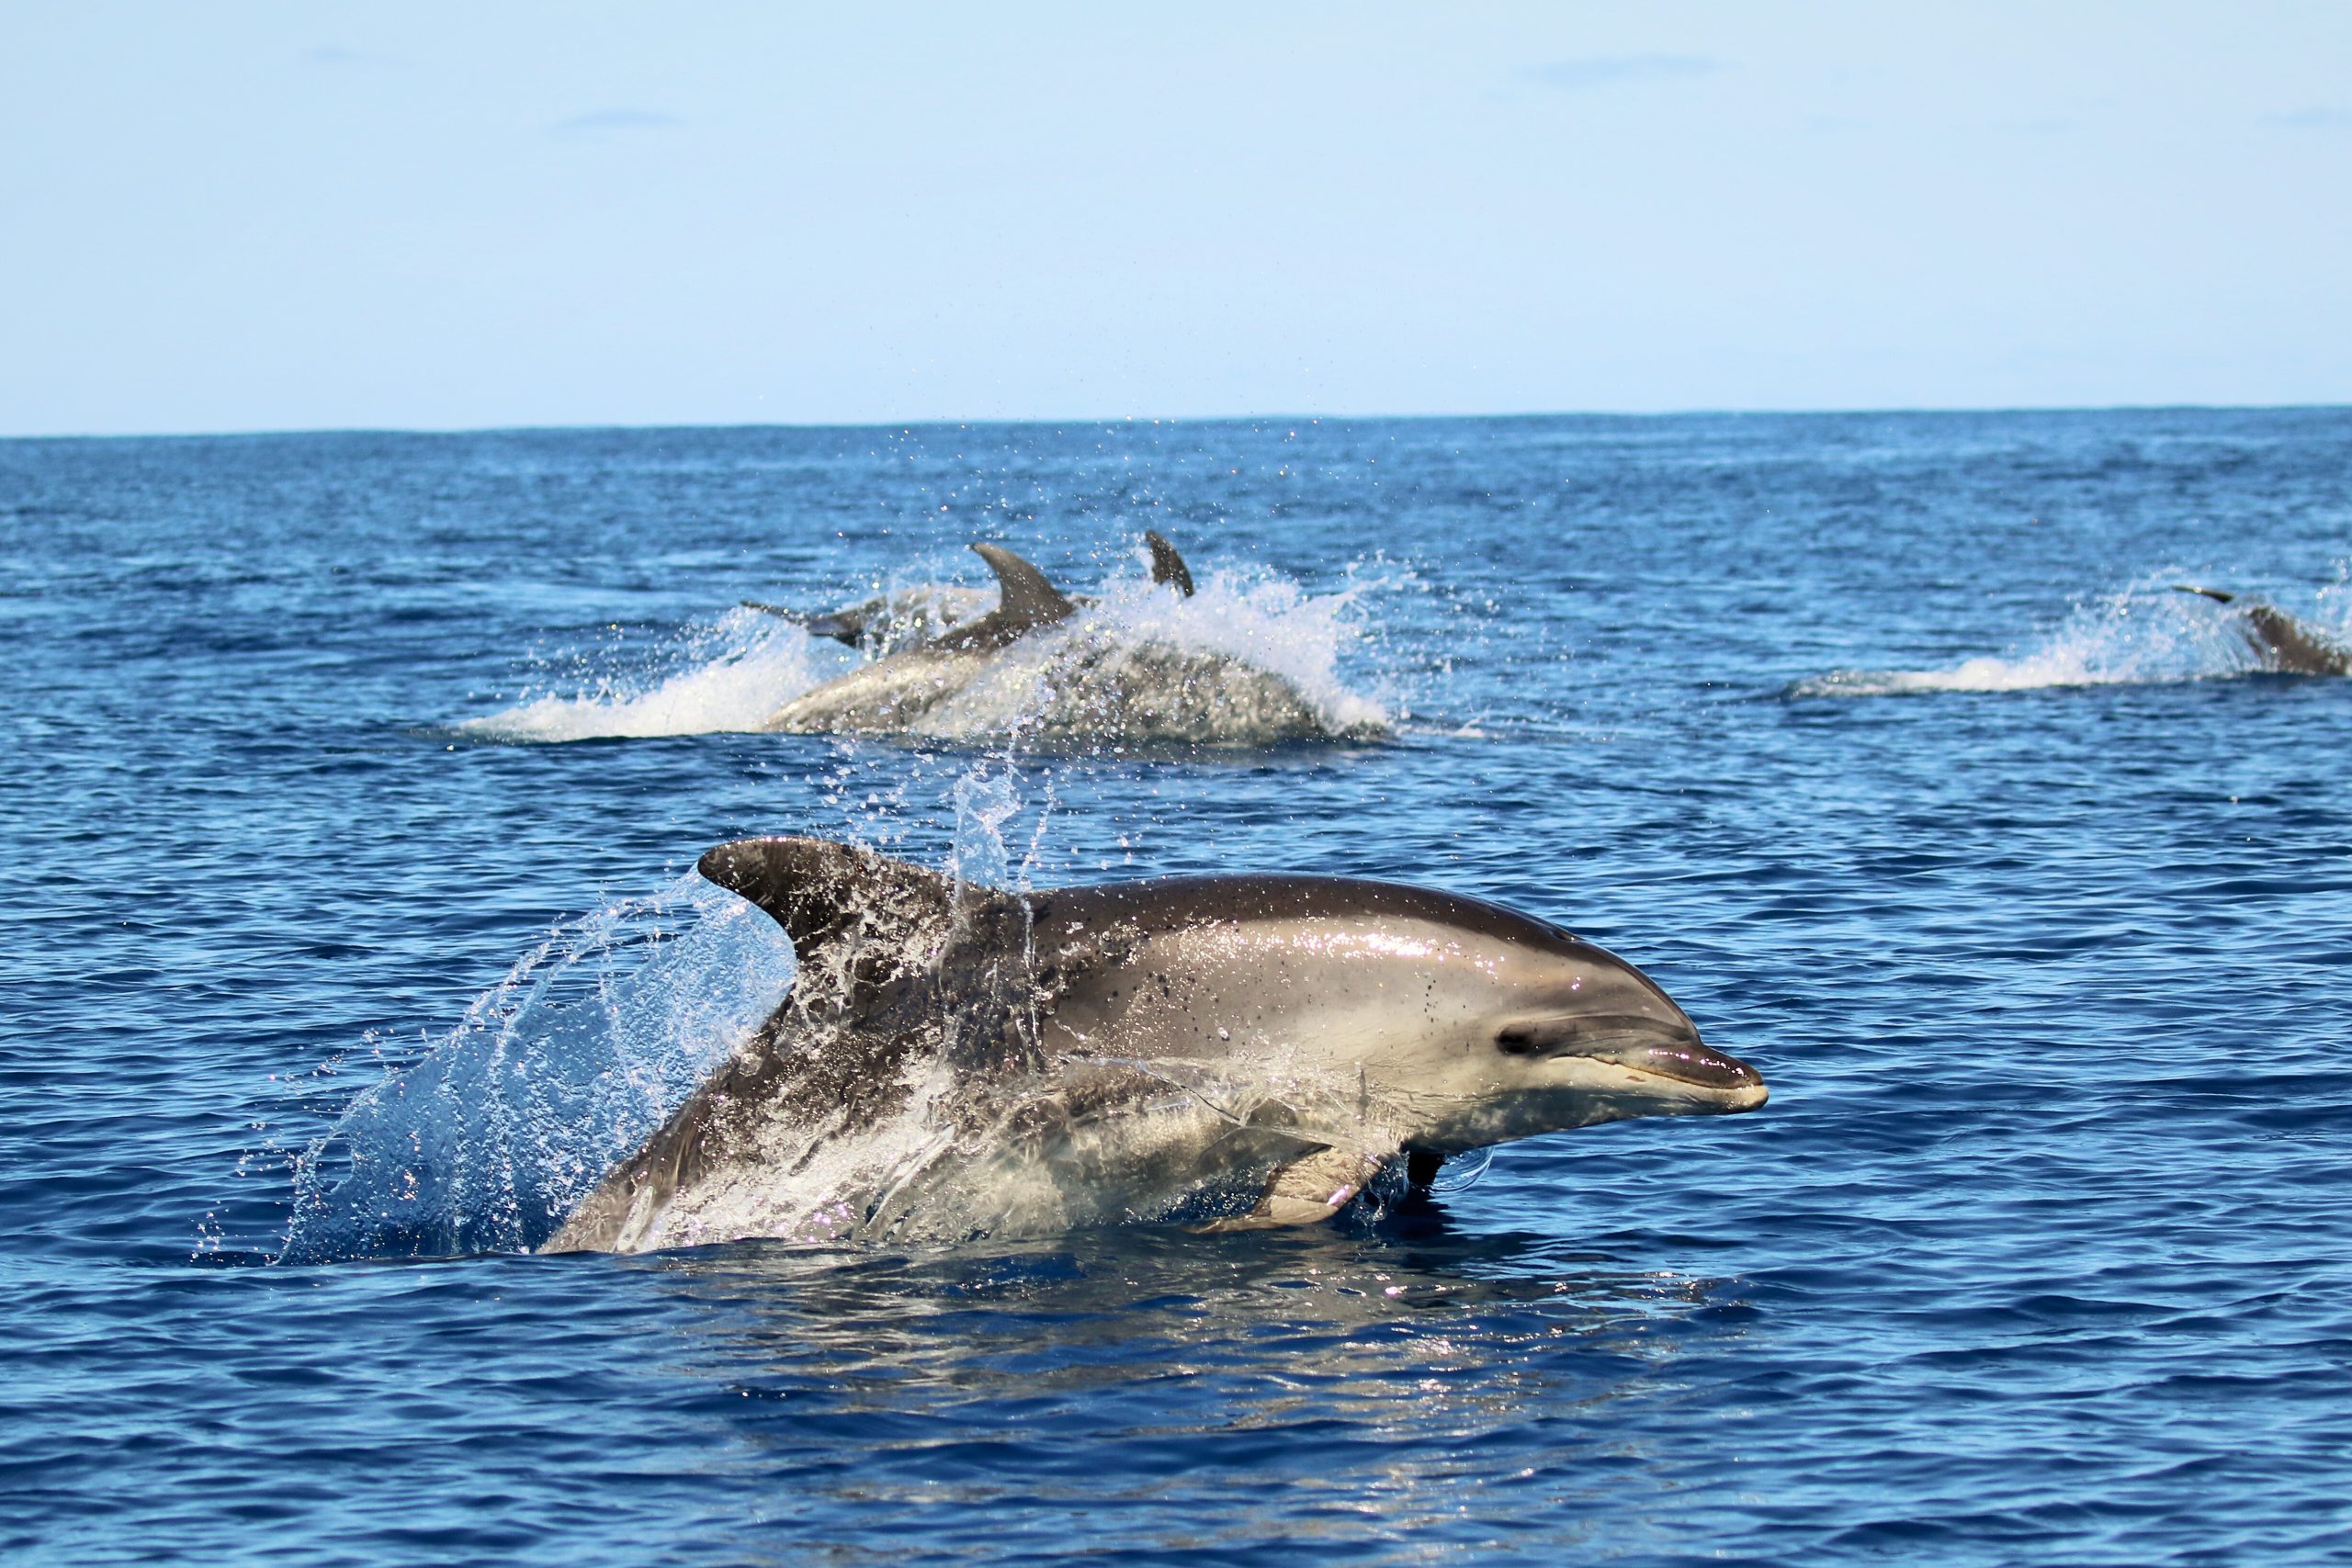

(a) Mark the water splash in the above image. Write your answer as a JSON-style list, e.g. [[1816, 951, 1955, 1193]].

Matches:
[[910, 563, 1393, 744], [461, 554, 1394, 745], [949, 765, 1026, 889], [281, 874, 797, 1260], [459, 606, 831, 740], [1789, 576, 2349, 697]]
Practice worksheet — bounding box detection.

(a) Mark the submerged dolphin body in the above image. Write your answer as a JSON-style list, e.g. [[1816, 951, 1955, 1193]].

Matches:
[[757, 540, 1342, 741], [543, 837, 1767, 1254], [2175, 586, 2352, 676], [749, 530, 1197, 652]]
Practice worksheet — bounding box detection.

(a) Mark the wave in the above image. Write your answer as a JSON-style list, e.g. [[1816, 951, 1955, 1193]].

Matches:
[[1790, 577, 2351, 698]]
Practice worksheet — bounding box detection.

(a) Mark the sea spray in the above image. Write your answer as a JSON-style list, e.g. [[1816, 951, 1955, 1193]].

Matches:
[[950, 765, 1026, 891], [1787, 574, 2342, 698], [281, 745, 1085, 1257], [460, 605, 832, 741], [462, 552, 1399, 746], [280, 873, 797, 1259], [918, 563, 1394, 744]]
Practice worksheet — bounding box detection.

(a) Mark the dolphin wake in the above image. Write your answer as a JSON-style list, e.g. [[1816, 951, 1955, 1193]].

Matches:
[[457, 607, 829, 742], [462, 561, 1391, 746], [1790, 577, 2352, 698]]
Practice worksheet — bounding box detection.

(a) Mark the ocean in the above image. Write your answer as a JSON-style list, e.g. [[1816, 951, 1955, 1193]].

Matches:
[[4, 409, 2347, 1564]]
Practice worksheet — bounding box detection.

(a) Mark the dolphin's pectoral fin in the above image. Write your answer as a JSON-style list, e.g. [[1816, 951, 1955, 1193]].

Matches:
[[1202, 1145, 1393, 1232], [1144, 530, 1195, 597], [2174, 584, 2238, 604], [697, 836, 1008, 966], [971, 543, 1076, 628], [741, 600, 809, 621]]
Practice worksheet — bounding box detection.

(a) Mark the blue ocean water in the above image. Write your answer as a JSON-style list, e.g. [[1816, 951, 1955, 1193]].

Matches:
[[4, 410, 2349, 1564]]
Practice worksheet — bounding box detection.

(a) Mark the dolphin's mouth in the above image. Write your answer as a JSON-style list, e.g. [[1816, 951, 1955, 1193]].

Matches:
[[1502, 1014, 1765, 1096], [1594, 1039, 1766, 1095]]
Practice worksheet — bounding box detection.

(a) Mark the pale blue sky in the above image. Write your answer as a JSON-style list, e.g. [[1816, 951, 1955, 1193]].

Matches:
[[3, 3, 2346, 434]]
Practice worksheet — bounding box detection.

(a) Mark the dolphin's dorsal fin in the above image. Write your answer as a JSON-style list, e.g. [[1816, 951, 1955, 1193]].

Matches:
[[971, 543, 1074, 627], [698, 836, 988, 965], [1144, 530, 1195, 597]]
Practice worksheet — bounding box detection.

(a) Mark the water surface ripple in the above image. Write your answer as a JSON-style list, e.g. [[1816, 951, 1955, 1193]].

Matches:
[[3, 412, 2348, 1564]]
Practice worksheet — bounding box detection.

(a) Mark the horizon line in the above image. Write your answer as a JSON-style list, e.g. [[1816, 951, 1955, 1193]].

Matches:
[[4, 399, 2346, 444]]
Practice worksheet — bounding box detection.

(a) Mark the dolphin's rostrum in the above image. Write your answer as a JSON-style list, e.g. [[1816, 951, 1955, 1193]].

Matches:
[[543, 837, 1766, 1253]]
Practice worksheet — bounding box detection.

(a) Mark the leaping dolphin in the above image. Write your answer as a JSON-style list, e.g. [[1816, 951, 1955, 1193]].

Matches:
[[748, 530, 1196, 651], [2174, 586, 2352, 675], [543, 837, 1766, 1253], [760, 543, 1083, 733]]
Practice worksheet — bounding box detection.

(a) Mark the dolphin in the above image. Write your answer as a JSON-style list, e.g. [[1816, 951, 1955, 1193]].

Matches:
[[2174, 586, 2352, 675], [749, 530, 1197, 651], [542, 837, 1766, 1253], [761, 543, 1082, 733], [741, 584, 993, 652]]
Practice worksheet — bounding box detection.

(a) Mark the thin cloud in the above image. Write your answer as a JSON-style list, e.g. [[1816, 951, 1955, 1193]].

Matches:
[[555, 108, 684, 133], [1529, 54, 1720, 91], [2261, 107, 2352, 130]]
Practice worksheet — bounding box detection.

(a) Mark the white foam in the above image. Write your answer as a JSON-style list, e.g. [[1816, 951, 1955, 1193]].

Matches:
[[459, 606, 833, 741], [906, 565, 1393, 744], [1081, 564, 1394, 734], [1791, 577, 2345, 698]]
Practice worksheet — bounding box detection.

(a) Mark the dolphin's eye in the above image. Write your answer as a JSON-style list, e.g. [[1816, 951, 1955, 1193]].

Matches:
[[1495, 1024, 1547, 1056]]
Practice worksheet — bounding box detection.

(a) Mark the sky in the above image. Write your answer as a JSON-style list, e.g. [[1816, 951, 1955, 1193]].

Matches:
[[2, 3, 2347, 434]]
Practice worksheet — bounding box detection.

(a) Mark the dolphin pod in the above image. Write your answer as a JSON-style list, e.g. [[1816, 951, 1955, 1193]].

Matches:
[[541, 836, 1765, 1253], [2173, 586, 2352, 676], [755, 536, 1347, 741]]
